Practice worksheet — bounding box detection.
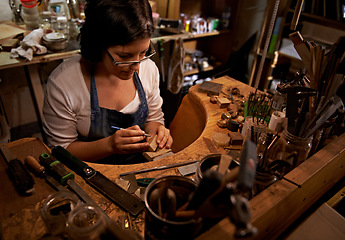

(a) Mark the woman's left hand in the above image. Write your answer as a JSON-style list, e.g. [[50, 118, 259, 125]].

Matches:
[[145, 123, 173, 149], [155, 125, 173, 149]]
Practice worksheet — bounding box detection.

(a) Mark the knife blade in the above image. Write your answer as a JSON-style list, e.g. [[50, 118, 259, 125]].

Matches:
[[51, 146, 145, 216]]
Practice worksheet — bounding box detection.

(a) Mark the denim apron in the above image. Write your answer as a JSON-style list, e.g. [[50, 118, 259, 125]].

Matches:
[[87, 71, 149, 164]]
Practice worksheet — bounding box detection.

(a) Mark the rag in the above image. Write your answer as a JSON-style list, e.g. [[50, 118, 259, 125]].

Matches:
[[10, 28, 47, 61]]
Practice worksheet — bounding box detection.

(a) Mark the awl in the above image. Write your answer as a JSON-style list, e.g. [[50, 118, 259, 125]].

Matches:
[[51, 146, 145, 216], [0, 143, 35, 195]]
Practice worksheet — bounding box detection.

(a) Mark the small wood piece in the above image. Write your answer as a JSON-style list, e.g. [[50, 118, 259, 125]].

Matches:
[[147, 135, 158, 152], [217, 97, 231, 108], [228, 131, 244, 145], [212, 132, 230, 147], [210, 95, 218, 104], [218, 154, 232, 175], [198, 81, 223, 96], [217, 119, 228, 128], [1, 38, 20, 51], [142, 148, 172, 161]]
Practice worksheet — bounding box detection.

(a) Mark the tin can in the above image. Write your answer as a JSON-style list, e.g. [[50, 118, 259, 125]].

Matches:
[[144, 176, 201, 240]]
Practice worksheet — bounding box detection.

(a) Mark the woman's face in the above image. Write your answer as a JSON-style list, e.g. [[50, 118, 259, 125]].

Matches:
[[104, 37, 152, 80]]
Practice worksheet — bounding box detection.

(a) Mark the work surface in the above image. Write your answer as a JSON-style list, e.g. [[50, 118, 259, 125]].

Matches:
[[1, 76, 345, 240]]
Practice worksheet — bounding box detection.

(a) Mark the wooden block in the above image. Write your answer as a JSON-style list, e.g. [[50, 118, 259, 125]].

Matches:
[[218, 154, 232, 175], [228, 131, 244, 145], [147, 135, 158, 152], [198, 81, 223, 96], [1, 38, 20, 51], [142, 148, 172, 161], [217, 97, 231, 108]]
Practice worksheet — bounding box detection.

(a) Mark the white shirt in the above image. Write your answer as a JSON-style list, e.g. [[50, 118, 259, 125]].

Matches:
[[43, 55, 164, 148]]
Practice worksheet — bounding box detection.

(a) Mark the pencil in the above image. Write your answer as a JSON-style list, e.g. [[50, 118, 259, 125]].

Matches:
[[111, 126, 151, 137]]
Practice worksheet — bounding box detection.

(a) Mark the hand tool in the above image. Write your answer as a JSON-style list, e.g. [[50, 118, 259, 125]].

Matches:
[[303, 95, 344, 138], [25, 155, 65, 191], [119, 159, 198, 177], [0, 143, 35, 195], [110, 126, 151, 137], [280, 86, 317, 135], [27, 155, 141, 240], [51, 146, 145, 216]]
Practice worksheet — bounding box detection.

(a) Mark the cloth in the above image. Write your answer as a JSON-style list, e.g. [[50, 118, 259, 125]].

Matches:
[[87, 71, 149, 164], [10, 28, 47, 61], [43, 55, 164, 149]]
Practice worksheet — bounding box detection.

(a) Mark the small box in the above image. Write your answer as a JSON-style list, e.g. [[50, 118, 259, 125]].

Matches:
[[217, 97, 231, 108], [228, 131, 243, 145]]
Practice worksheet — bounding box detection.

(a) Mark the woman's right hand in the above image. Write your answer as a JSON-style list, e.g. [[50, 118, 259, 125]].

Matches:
[[110, 125, 150, 154]]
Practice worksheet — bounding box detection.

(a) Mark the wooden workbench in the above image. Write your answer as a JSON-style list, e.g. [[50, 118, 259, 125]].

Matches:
[[1, 76, 345, 240]]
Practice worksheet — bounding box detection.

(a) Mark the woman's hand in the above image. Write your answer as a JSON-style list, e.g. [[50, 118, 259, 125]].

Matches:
[[110, 125, 149, 154], [146, 123, 173, 150]]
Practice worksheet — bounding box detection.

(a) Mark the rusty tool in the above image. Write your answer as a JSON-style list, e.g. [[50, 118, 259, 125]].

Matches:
[[0, 143, 35, 195]]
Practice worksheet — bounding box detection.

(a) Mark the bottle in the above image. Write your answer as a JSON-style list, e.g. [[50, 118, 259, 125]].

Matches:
[[21, 0, 40, 30]]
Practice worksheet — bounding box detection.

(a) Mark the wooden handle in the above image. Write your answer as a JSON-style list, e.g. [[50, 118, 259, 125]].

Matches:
[[25, 155, 44, 175]]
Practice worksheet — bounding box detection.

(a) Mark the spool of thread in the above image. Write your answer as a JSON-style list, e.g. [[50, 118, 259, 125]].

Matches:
[[268, 110, 286, 132]]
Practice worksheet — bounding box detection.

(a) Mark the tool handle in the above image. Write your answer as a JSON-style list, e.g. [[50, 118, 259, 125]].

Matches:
[[7, 159, 35, 195], [25, 156, 45, 176], [39, 153, 74, 186], [51, 146, 95, 178]]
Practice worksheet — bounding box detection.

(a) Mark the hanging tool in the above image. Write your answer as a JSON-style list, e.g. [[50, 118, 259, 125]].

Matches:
[[51, 146, 145, 216], [157, 39, 165, 82], [0, 143, 35, 195]]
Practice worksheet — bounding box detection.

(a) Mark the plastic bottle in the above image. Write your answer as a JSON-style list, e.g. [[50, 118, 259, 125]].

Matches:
[[21, 0, 40, 30]]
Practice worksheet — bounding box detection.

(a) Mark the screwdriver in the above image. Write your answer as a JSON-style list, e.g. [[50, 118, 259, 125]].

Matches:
[[0, 143, 35, 195]]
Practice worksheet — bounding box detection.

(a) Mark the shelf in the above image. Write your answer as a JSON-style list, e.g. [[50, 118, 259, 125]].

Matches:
[[183, 65, 214, 76], [151, 30, 231, 43]]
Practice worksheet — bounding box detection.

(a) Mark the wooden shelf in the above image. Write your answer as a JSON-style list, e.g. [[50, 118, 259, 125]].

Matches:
[[183, 65, 214, 76]]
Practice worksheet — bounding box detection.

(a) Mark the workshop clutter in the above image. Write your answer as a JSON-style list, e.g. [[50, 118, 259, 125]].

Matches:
[[198, 31, 345, 195], [145, 141, 258, 239]]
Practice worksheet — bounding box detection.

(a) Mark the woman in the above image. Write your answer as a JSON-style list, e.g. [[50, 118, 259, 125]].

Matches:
[[43, 0, 173, 163]]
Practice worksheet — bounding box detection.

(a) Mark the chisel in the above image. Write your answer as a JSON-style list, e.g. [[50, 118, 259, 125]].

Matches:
[[38, 153, 103, 210], [0, 143, 35, 195], [51, 146, 145, 216]]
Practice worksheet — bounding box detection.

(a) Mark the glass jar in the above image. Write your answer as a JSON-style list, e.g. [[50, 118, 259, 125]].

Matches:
[[241, 116, 266, 145], [256, 131, 274, 169], [40, 191, 80, 236], [266, 129, 313, 170], [67, 204, 106, 240]]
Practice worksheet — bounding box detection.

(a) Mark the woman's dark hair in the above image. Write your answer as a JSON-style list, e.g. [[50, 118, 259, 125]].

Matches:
[[80, 0, 154, 62]]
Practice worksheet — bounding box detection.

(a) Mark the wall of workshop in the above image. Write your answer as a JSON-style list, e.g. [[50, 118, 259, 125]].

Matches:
[[0, 61, 60, 141]]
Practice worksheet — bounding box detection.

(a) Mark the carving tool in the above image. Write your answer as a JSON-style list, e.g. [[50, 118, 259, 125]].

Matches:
[[110, 126, 151, 137], [0, 143, 35, 195], [119, 159, 198, 177], [51, 146, 145, 216]]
